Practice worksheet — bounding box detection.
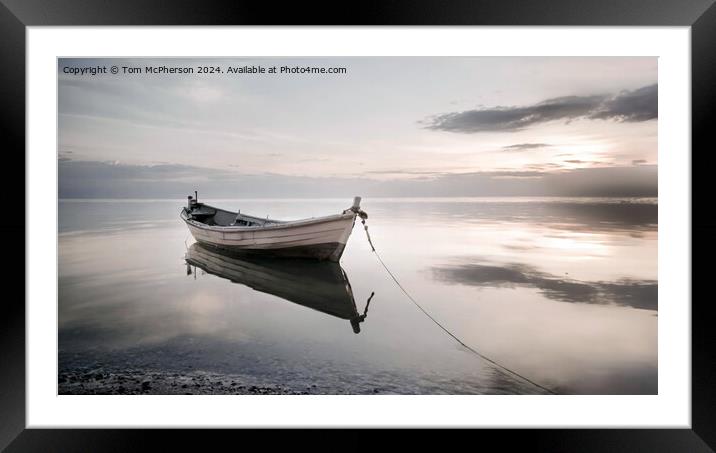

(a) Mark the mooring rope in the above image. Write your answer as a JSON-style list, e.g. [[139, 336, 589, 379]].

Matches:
[[360, 219, 558, 395]]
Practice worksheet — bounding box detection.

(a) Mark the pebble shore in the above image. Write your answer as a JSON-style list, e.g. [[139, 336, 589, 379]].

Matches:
[[59, 368, 327, 395]]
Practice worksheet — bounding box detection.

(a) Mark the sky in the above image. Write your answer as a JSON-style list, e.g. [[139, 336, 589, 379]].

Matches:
[[58, 57, 658, 198]]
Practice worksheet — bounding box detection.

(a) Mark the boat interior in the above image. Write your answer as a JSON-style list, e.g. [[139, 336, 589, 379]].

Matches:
[[186, 204, 281, 227]]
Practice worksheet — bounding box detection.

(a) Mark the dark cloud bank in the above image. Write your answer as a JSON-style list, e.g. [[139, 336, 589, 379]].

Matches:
[[59, 160, 657, 199], [425, 84, 657, 133], [502, 143, 551, 151]]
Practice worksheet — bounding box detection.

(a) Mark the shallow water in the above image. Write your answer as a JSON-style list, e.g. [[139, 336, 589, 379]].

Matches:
[[58, 197, 657, 394]]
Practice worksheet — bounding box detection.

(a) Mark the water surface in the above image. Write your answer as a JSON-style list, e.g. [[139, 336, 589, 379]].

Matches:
[[58, 197, 657, 394]]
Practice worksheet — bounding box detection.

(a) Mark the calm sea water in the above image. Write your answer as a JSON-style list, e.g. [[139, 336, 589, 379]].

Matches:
[[58, 197, 657, 394]]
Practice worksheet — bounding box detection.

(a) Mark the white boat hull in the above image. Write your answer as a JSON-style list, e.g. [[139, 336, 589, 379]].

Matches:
[[182, 210, 358, 262]]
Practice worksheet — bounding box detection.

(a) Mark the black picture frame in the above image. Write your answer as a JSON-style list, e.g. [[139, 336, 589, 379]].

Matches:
[[3, 0, 713, 450]]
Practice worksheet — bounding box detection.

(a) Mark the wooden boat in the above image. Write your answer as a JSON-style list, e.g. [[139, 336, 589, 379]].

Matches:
[[185, 242, 373, 333], [180, 192, 368, 262]]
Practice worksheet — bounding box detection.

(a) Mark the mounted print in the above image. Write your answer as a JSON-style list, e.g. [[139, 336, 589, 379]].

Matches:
[[57, 56, 658, 396]]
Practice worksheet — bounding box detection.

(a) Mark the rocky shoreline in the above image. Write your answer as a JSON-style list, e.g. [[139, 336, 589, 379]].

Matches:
[[59, 368, 326, 395]]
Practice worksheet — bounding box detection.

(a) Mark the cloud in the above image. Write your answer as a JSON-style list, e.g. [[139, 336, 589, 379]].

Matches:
[[365, 169, 447, 176], [632, 159, 648, 165], [432, 260, 657, 310], [424, 84, 657, 133], [488, 171, 545, 179], [59, 159, 657, 198], [524, 163, 563, 171], [588, 84, 658, 122], [501, 143, 551, 151]]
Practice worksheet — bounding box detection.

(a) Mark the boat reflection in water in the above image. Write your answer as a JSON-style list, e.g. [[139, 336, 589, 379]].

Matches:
[[185, 242, 374, 334]]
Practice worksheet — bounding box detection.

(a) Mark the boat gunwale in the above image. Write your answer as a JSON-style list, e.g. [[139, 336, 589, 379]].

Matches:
[[180, 204, 357, 233]]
